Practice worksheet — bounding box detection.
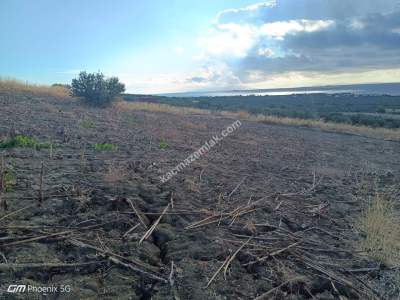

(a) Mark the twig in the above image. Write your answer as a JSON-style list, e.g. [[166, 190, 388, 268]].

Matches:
[[206, 256, 230, 288], [244, 241, 301, 266], [0, 261, 104, 270], [169, 260, 175, 286], [170, 192, 174, 209], [126, 198, 149, 228], [227, 176, 247, 200], [254, 276, 305, 299], [38, 161, 44, 206], [139, 203, 170, 244], [69, 238, 167, 282], [223, 238, 252, 277], [206, 238, 251, 287], [107, 256, 167, 283], [1, 229, 75, 246], [0, 223, 106, 246], [123, 223, 140, 238], [0, 153, 4, 192], [0, 205, 34, 223], [49, 144, 53, 159]]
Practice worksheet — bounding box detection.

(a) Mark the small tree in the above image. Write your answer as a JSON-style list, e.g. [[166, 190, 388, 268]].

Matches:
[[71, 71, 125, 106]]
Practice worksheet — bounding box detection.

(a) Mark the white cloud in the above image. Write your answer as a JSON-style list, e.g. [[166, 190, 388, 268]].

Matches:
[[215, 1, 276, 23], [197, 23, 256, 57], [197, 19, 333, 58], [259, 19, 334, 40], [257, 47, 274, 57]]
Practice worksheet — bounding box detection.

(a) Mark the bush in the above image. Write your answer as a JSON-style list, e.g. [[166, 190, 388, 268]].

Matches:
[[71, 71, 125, 106], [0, 135, 50, 150]]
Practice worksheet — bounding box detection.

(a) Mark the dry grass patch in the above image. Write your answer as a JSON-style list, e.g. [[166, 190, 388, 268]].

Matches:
[[247, 114, 400, 141], [359, 190, 400, 266], [114, 100, 400, 141], [103, 164, 128, 186], [113, 101, 210, 115], [0, 77, 70, 98]]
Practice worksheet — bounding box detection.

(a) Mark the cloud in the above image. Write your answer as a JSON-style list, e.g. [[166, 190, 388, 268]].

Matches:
[[186, 63, 241, 87], [257, 47, 274, 57], [193, 0, 400, 88], [197, 23, 256, 57], [217, 0, 399, 24]]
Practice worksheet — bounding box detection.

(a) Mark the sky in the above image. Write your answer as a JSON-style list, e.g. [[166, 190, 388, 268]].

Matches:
[[1, 0, 400, 93]]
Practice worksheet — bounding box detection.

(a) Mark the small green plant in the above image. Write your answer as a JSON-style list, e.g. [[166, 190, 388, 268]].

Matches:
[[3, 170, 14, 192], [0, 135, 50, 150], [80, 118, 96, 129], [159, 138, 169, 149], [93, 143, 117, 151]]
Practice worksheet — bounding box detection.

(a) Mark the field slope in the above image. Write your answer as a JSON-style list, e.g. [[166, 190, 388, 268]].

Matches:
[[0, 91, 399, 299]]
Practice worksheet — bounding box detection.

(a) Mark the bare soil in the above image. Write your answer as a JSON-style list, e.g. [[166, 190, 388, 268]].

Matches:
[[0, 92, 399, 299]]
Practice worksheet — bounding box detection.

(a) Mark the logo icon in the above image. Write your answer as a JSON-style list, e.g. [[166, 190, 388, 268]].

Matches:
[[7, 285, 26, 293]]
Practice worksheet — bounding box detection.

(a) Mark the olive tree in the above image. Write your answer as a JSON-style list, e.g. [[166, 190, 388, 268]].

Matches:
[[71, 71, 125, 106]]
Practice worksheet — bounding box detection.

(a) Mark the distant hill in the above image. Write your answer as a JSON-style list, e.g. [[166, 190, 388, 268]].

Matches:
[[160, 82, 400, 97]]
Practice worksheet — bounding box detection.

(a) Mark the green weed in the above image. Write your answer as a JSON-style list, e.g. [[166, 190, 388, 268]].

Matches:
[[159, 138, 169, 149], [3, 170, 14, 192], [0, 135, 50, 150], [81, 118, 96, 129], [93, 143, 117, 151]]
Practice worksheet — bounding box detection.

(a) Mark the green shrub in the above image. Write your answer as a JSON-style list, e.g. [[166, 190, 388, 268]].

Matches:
[[71, 71, 125, 106], [3, 170, 14, 192], [0, 135, 50, 150], [80, 118, 96, 129], [93, 143, 117, 151], [159, 138, 169, 149]]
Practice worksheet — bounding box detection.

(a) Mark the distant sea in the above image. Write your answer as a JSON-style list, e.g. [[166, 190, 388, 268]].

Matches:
[[160, 82, 400, 97]]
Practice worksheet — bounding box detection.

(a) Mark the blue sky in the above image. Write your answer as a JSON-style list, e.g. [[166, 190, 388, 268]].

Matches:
[[1, 0, 400, 93]]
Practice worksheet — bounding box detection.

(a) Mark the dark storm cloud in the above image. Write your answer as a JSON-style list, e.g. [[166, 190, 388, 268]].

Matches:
[[215, 1, 400, 80], [218, 0, 400, 24], [283, 11, 400, 50]]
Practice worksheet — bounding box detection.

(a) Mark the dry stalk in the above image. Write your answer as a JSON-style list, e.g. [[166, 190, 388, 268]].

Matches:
[[227, 176, 247, 200], [0, 205, 33, 223], [169, 260, 175, 286], [123, 223, 140, 238], [206, 238, 251, 287], [49, 144, 53, 159], [38, 161, 44, 206], [68, 238, 167, 282], [254, 276, 306, 300], [0, 153, 4, 191], [139, 203, 170, 244], [126, 198, 150, 228]]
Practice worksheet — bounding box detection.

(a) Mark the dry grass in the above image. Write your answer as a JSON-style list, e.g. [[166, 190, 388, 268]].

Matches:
[[359, 190, 400, 266], [113, 101, 400, 141], [103, 164, 128, 185], [0, 77, 70, 98], [113, 101, 211, 115]]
